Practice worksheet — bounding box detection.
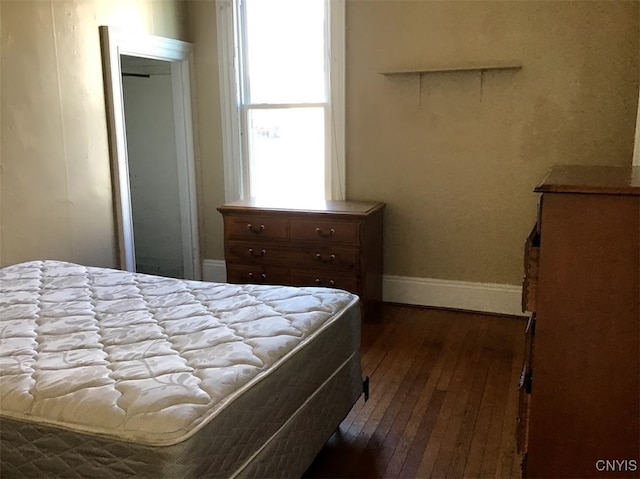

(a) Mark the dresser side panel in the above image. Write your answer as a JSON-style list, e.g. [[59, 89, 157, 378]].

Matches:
[[526, 193, 640, 478]]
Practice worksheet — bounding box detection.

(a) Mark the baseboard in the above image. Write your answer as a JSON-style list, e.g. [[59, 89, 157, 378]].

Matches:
[[383, 275, 524, 317], [201, 259, 524, 317]]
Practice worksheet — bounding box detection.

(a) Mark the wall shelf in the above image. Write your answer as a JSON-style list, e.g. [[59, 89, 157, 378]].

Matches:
[[379, 62, 522, 106], [379, 63, 522, 76]]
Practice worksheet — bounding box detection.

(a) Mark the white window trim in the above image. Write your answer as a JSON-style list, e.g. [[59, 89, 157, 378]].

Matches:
[[327, 0, 346, 200], [216, 0, 346, 202], [216, 0, 244, 202]]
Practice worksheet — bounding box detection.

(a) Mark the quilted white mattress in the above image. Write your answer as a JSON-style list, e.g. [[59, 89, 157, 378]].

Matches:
[[0, 260, 362, 477]]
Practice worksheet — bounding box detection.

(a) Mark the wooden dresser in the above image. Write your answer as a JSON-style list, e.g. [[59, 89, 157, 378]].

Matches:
[[518, 165, 640, 478], [218, 199, 385, 318]]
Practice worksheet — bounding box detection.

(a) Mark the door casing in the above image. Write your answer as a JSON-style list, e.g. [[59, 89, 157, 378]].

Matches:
[[99, 26, 201, 279]]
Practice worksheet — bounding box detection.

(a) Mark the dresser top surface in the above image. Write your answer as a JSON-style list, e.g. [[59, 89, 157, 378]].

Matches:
[[218, 198, 386, 215], [535, 165, 640, 195]]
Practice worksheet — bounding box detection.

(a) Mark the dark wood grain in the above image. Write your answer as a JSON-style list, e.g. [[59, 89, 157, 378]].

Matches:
[[303, 304, 526, 479]]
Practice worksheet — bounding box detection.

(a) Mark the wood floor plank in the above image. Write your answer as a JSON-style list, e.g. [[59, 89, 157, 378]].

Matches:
[[419, 316, 490, 478], [496, 320, 526, 479], [422, 316, 492, 479], [337, 305, 405, 434], [446, 319, 509, 478], [479, 322, 521, 478], [392, 314, 475, 478], [350, 312, 440, 475], [334, 307, 432, 476], [372, 314, 452, 473], [352, 328, 428, 470], [303, 305, 526, 479], [381, 315, 452, 478], [456, 318, 509, 478]]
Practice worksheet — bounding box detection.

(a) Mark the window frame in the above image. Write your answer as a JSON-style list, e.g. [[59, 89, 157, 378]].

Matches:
[[216, 0, 345, 202]]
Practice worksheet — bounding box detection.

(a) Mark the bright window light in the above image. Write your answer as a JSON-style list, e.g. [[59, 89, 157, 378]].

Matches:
[[244, 0, 326, 104], [239, 0, 329, 205], [247, 107, 325, 204]]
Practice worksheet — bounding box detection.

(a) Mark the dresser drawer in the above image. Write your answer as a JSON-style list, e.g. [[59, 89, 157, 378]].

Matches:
[[225, 242, 295, 265], [290, 219, 360, 245], [522, 225, 540, 313], [226, 265, 290, 285], [305, 247, 360, 271], [290, 270, 360, 293], [223, 215, 288, 240], [226, 242, 359, 270]]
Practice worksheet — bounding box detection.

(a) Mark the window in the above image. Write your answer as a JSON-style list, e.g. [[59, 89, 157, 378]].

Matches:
[[217, 0, 345, 205]]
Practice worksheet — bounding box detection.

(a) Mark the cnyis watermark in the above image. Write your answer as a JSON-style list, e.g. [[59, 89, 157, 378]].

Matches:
[[595, 459, 638, 473]]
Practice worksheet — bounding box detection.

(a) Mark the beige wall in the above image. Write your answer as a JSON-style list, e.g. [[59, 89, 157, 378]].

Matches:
[[187, 0, 227, 265], [345, 0, 638, 285], [0, 0, 188, 268], [2, 1, 637, 288], [190, 0, 638, 287]]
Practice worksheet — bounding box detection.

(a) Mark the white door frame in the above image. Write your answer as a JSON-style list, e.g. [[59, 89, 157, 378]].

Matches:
[[100, 26, 201, 280]]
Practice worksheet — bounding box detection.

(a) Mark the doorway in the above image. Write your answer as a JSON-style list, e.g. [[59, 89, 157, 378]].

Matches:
[[100, 26, 201, 280], [121, 56, 184, 278]]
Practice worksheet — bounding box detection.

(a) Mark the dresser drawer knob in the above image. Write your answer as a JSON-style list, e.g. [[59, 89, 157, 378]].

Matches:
[[315, 253, 336, 263], [248, 248, 266, 257], [315, 278, 336, 286], [247, 272, 267, 281], [247, 224, 265, 234], [316, 227, 335, 238]]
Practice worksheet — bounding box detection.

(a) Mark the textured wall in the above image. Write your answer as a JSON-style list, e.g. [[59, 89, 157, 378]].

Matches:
[[187, 0, 227, 263], [4, 0, 636, 288], [189, 0, 638, 286], [345, 0, 639, 284], [0, 0, 188, 267]]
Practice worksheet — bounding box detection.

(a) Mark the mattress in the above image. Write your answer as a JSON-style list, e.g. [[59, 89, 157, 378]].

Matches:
[[0, 260, 362, 478]]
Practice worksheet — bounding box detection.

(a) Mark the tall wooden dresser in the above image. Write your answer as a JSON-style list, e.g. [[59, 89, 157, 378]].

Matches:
[[519, 165, 639, 478], [218, 199, 385, 319]]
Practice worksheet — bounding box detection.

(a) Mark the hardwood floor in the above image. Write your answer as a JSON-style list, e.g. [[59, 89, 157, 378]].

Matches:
[[303, 303, 526, 479]]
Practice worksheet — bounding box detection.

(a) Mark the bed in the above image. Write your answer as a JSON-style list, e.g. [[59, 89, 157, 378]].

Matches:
[[0, 260, 363, 478]]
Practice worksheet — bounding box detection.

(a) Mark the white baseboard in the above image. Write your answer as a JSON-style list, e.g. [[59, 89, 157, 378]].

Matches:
[[383, 275, 524, 317], [201, 259, 524, 317]]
